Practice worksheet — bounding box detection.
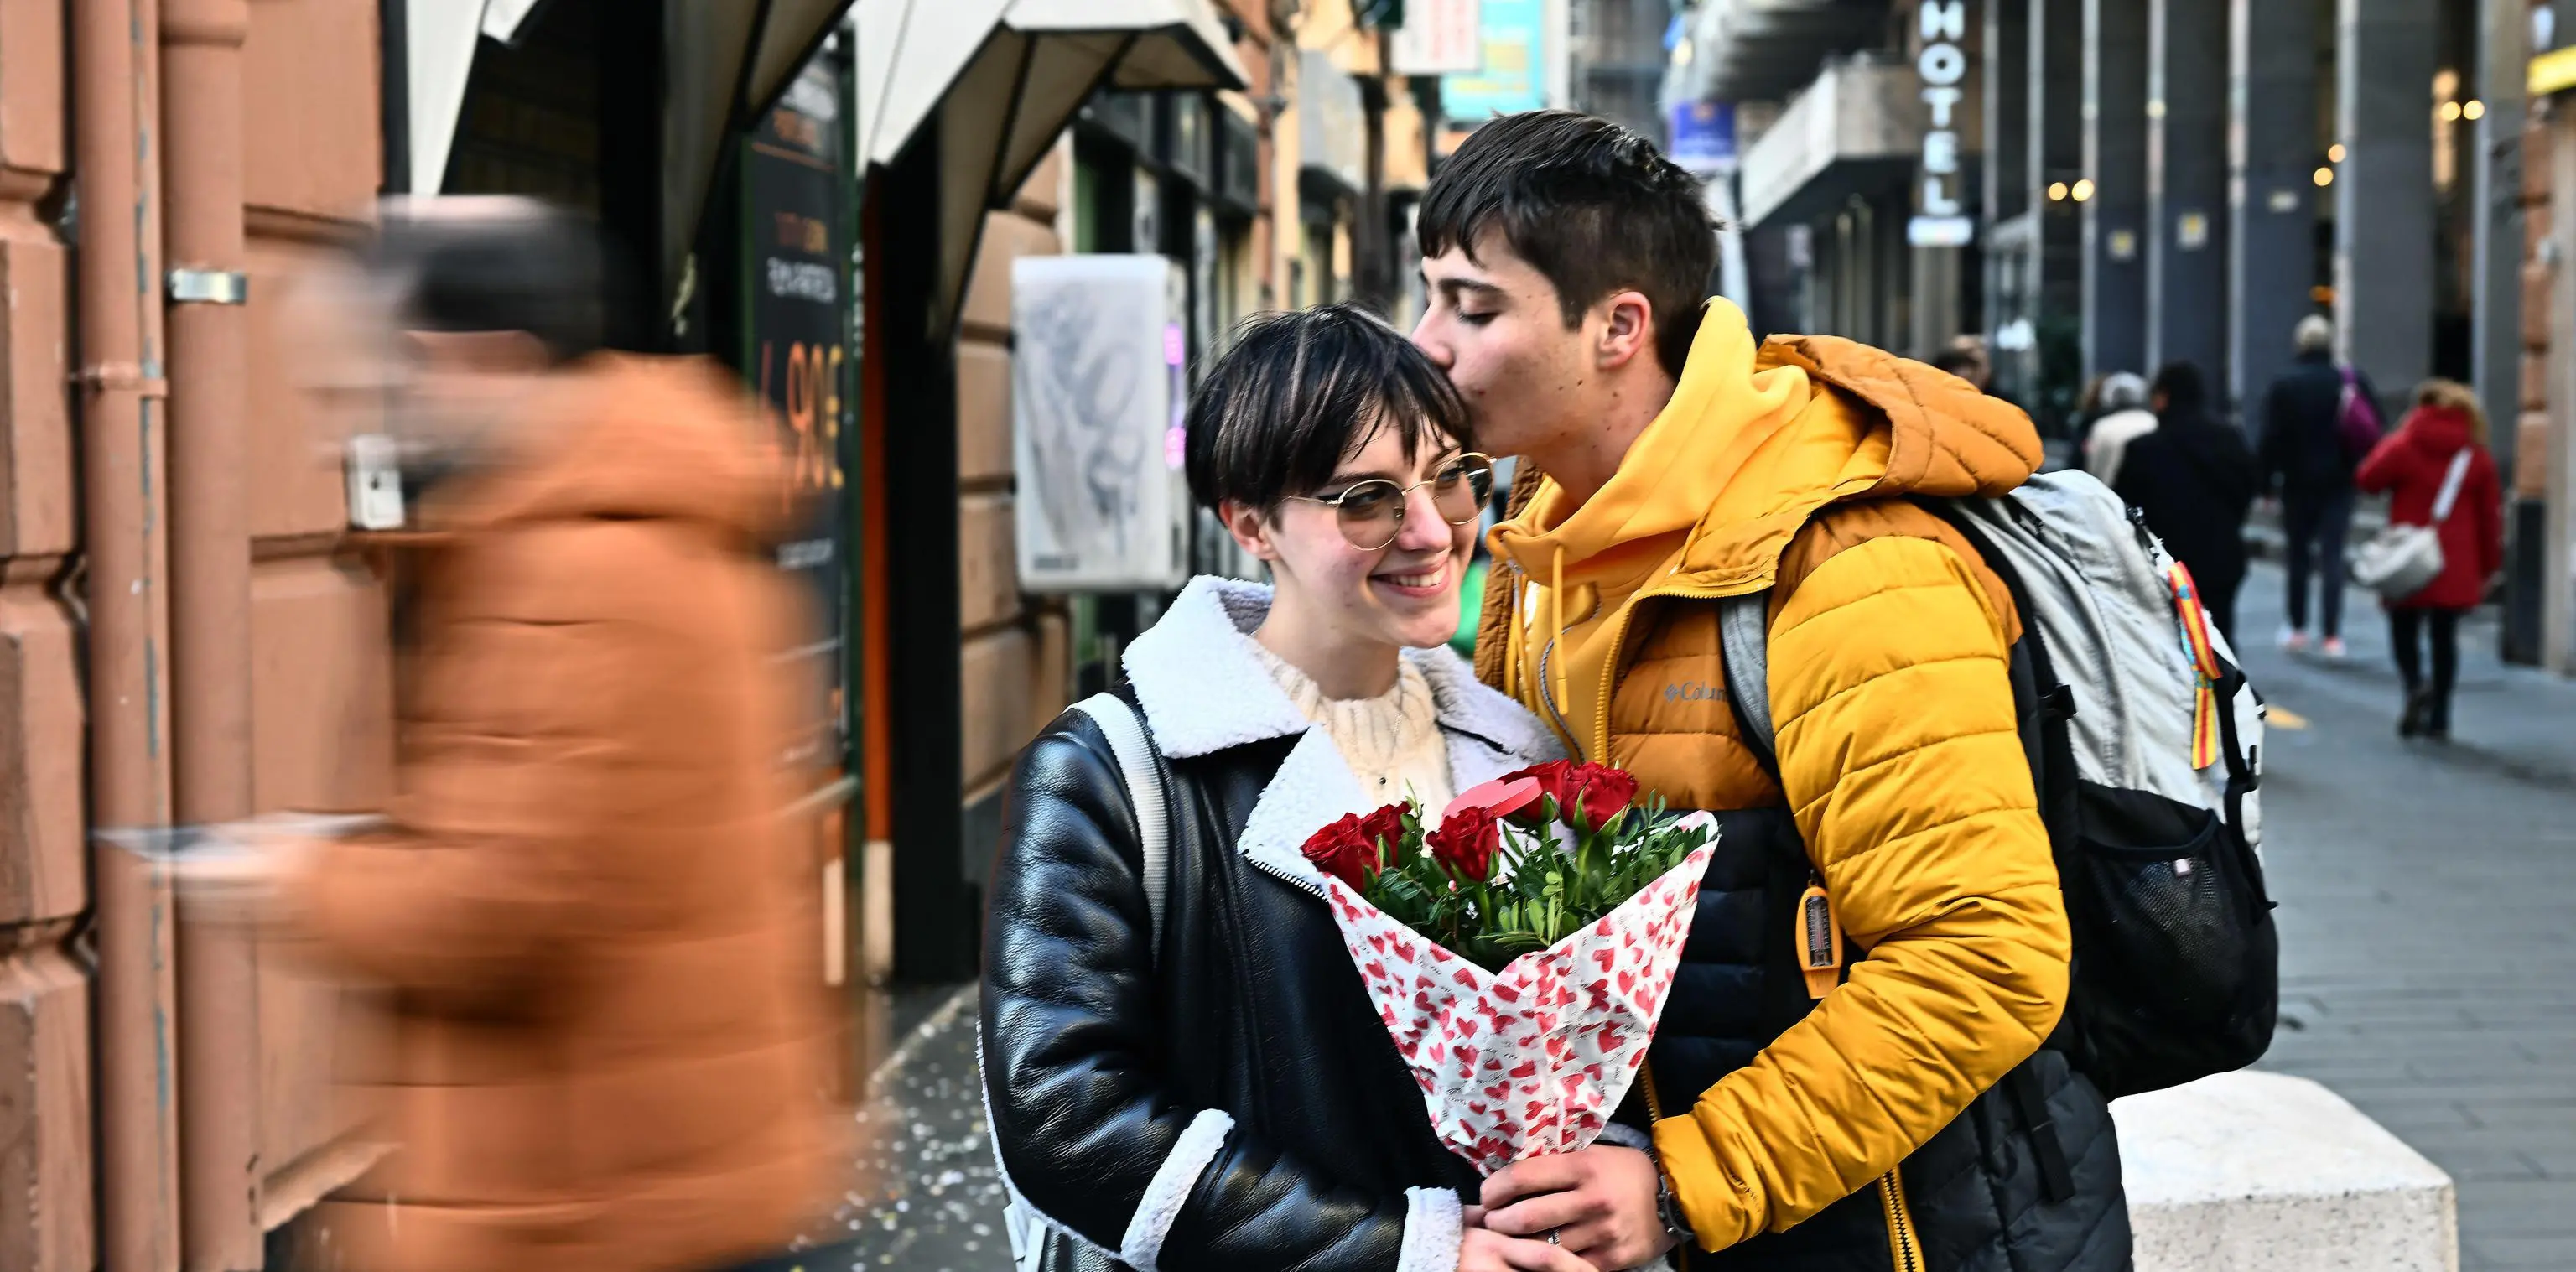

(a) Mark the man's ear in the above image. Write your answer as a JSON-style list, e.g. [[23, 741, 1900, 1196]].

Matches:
[[1221, 500, 1279, 562], [1595, 290, 1654, 371]]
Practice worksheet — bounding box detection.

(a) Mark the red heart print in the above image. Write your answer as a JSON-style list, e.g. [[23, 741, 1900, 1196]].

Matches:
[[1452, 968, 1477, 989], [1493, 981, 1522, 1004], [1616, 969, 1637, 995], [1591, 948, 1616, 973], [1509, 1059, 1537, 1079], [1367, 932, 1389, 954]]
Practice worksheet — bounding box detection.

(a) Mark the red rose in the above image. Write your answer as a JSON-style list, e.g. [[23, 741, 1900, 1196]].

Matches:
[[1358, 803, 1410, 871], [1301, 813, 1376, 890], [1504, 761, 1641, 828], [1426, 804, 1503, 882]]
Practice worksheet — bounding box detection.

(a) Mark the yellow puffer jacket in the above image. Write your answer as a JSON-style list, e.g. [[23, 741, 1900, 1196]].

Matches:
[[1481, 302, 2072, 1253]]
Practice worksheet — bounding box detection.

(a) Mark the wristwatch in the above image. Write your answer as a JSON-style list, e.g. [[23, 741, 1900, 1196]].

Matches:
[[1654, 1164, 1693, 1244]]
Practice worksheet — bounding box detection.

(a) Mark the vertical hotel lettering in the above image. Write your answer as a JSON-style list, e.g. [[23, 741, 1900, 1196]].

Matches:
[[1910, 0, 1976, 247]]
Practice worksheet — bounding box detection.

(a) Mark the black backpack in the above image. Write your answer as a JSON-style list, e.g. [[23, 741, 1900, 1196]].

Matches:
[[1719, 471, 2278, 1100]]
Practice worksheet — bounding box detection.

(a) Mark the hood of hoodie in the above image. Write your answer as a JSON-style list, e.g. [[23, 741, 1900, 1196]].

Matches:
[[2394, 402, 2476, 459], [1490, 300, 2042, 599], [415, 353, 793, 545]]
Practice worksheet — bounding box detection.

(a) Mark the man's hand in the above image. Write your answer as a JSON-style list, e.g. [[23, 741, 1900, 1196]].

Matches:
[[1457, 1226, 1596, 1272], [1480, 1146, 1679, 1270]]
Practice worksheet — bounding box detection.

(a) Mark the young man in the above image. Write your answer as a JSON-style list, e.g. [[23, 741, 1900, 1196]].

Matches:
[[1411, 112, 2128, 1271]]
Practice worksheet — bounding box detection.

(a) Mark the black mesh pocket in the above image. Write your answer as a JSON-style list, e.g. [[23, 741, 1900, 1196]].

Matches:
[[2080, 813, 2245, 1019], [2065, 781, 2277, 1096]]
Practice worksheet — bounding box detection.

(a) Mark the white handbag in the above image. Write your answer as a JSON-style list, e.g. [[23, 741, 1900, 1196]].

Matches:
[[2350, 449, 2474, 601]]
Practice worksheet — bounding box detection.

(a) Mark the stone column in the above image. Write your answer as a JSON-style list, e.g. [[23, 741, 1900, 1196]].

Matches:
[[2033, 0, 2085, 423], [2084, 0, 2150, 378], [2472, 0, 2528, 473], [2335, 0, 2438, 417], [1987, 0, 2031, 341], [2148, 0, 2231, 387], [2229, 0, 2322, 414]]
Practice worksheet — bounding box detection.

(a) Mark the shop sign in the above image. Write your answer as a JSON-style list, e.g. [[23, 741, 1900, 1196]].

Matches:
[[745, 55, 853, 766], [1669, 101, 1737, 174], [1394, 0, 1483, 75], [1441, 0, 1545, 120], [1909, 0, 1976, 248]]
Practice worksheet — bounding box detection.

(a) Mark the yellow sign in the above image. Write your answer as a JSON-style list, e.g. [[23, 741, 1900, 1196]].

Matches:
[[2529, 46, 2576, 98]]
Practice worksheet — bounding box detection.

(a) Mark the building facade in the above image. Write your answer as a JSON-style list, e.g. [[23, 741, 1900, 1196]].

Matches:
[[1675, 0, 2570, 670]]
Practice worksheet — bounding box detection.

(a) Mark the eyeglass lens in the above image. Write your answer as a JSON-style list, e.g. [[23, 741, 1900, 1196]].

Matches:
[[1334, 456, 1495, 549]]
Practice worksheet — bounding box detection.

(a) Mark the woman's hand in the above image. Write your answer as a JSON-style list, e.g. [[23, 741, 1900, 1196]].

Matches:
[[1479, 1146, 1680, 1270], [1457, 1225, 1597, 1272]]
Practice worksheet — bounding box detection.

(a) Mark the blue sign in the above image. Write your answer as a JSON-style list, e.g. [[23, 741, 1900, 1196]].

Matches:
[[1442, 0, 1546, 120], [1668, 100, 1736, 174]]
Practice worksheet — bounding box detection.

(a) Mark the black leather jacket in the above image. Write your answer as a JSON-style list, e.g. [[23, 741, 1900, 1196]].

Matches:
[[980, 579, 1566, 1272]]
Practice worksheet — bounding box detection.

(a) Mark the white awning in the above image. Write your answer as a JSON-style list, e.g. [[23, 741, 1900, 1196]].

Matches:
[[410, 0, 866, 292], [854, 0, 1248, 331]]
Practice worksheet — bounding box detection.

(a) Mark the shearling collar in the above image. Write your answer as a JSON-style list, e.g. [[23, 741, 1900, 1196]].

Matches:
[[1120, 576, 1566, 891], [1123, 576, 1555, 764]]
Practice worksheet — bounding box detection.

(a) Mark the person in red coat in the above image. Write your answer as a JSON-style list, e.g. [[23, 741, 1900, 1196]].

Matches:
[[2355, 380, 2504, 740]]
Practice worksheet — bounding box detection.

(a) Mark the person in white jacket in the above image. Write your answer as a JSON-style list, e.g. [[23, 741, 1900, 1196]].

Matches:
[[2082, 371, 2156, 486]]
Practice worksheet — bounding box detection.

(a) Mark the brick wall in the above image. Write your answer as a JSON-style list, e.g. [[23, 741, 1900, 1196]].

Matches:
[[956, 148, 1074, 836]]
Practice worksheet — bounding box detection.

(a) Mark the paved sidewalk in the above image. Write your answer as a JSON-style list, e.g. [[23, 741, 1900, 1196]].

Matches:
[[794, 986, 1009, 1271], [2231, 564, 2576, 1270], [825, 565, 2576, 1272]]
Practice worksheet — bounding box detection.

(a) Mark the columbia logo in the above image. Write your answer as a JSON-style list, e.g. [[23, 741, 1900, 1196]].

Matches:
[[1663, 681, 1724, 703]]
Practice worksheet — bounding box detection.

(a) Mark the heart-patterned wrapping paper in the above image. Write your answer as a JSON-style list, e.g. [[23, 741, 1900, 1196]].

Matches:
[[1319, 830, 1716, 1176]]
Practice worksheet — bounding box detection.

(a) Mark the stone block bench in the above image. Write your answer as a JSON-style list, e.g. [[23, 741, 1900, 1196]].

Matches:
[[2116, 1070, 2457, 1271]]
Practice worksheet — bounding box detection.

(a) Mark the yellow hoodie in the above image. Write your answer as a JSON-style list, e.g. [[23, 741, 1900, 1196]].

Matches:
[[1482, 301, 2073, 1254]]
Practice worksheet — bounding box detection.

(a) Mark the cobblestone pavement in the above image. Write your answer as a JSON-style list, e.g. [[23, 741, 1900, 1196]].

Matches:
[[2231, 565, 2576, 1271], [831, 566, 2576, 1272], [792, 985, 1008, 1272]]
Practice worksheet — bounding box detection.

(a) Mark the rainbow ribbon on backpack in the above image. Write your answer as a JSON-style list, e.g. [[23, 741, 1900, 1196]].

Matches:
[[2165, 561, 2226, 770]]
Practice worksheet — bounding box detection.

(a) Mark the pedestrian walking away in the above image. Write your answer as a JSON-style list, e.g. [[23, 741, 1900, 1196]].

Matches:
[[2355, 379, 2504, 740], [2080, 371, 2155, 487], [980, 304, 1587, 1272], [2116, 361, 2262, 644], [2260, 314, 2377, 657]]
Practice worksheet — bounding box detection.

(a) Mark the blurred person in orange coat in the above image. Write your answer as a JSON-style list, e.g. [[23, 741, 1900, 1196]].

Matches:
[[208, 199, 839, 1272]]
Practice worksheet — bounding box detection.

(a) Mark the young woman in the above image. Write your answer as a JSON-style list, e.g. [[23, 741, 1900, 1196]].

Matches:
[[2357, 380, 2504, 740], [980, 305, 1581, 1272]]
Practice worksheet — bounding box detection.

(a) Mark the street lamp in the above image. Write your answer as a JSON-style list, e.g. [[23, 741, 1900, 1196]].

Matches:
[[2314, 166, 2334, 188], [2048, 181, 2070, 201], [2071, 179, 2095, 202]]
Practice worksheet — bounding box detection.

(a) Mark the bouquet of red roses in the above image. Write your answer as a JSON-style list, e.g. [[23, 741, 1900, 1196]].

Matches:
[[1301, 761, 1716, 1174]]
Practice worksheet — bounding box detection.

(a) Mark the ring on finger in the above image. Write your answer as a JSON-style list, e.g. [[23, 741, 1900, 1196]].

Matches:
[[1545, 1228, 1561, 1246]]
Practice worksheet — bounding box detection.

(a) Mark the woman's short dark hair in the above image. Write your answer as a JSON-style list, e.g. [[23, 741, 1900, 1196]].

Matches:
[[1185, 304, 1472, 515]]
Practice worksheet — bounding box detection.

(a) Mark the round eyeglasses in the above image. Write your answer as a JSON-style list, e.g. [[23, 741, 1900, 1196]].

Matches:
[[1287, 453, 1498, 551]]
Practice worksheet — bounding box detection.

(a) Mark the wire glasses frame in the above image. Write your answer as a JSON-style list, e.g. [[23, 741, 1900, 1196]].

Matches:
[[1286, 453, 1498, 551]]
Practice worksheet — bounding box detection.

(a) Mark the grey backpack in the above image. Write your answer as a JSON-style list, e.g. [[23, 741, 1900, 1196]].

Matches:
[[1720, 470, 2278, 1100]]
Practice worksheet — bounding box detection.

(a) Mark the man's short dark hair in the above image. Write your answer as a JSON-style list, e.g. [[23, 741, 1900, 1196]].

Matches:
[[1417, 111, 1715, 377], [1186, 304, 1472, 515], [368, 199, 610, 364], [1930, 348, 1985, 380]]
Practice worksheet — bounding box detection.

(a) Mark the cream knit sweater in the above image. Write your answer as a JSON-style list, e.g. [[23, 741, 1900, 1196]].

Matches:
[[1250, 639, 1456, 818]]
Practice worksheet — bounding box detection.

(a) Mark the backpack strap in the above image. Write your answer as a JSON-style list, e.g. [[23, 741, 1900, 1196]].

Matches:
[[1068, 692, 1170, 968], [1717, 591, 1778, 778]]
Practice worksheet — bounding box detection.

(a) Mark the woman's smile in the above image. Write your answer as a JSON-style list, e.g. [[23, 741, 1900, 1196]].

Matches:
[[1372, 556, 1456, 600]]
